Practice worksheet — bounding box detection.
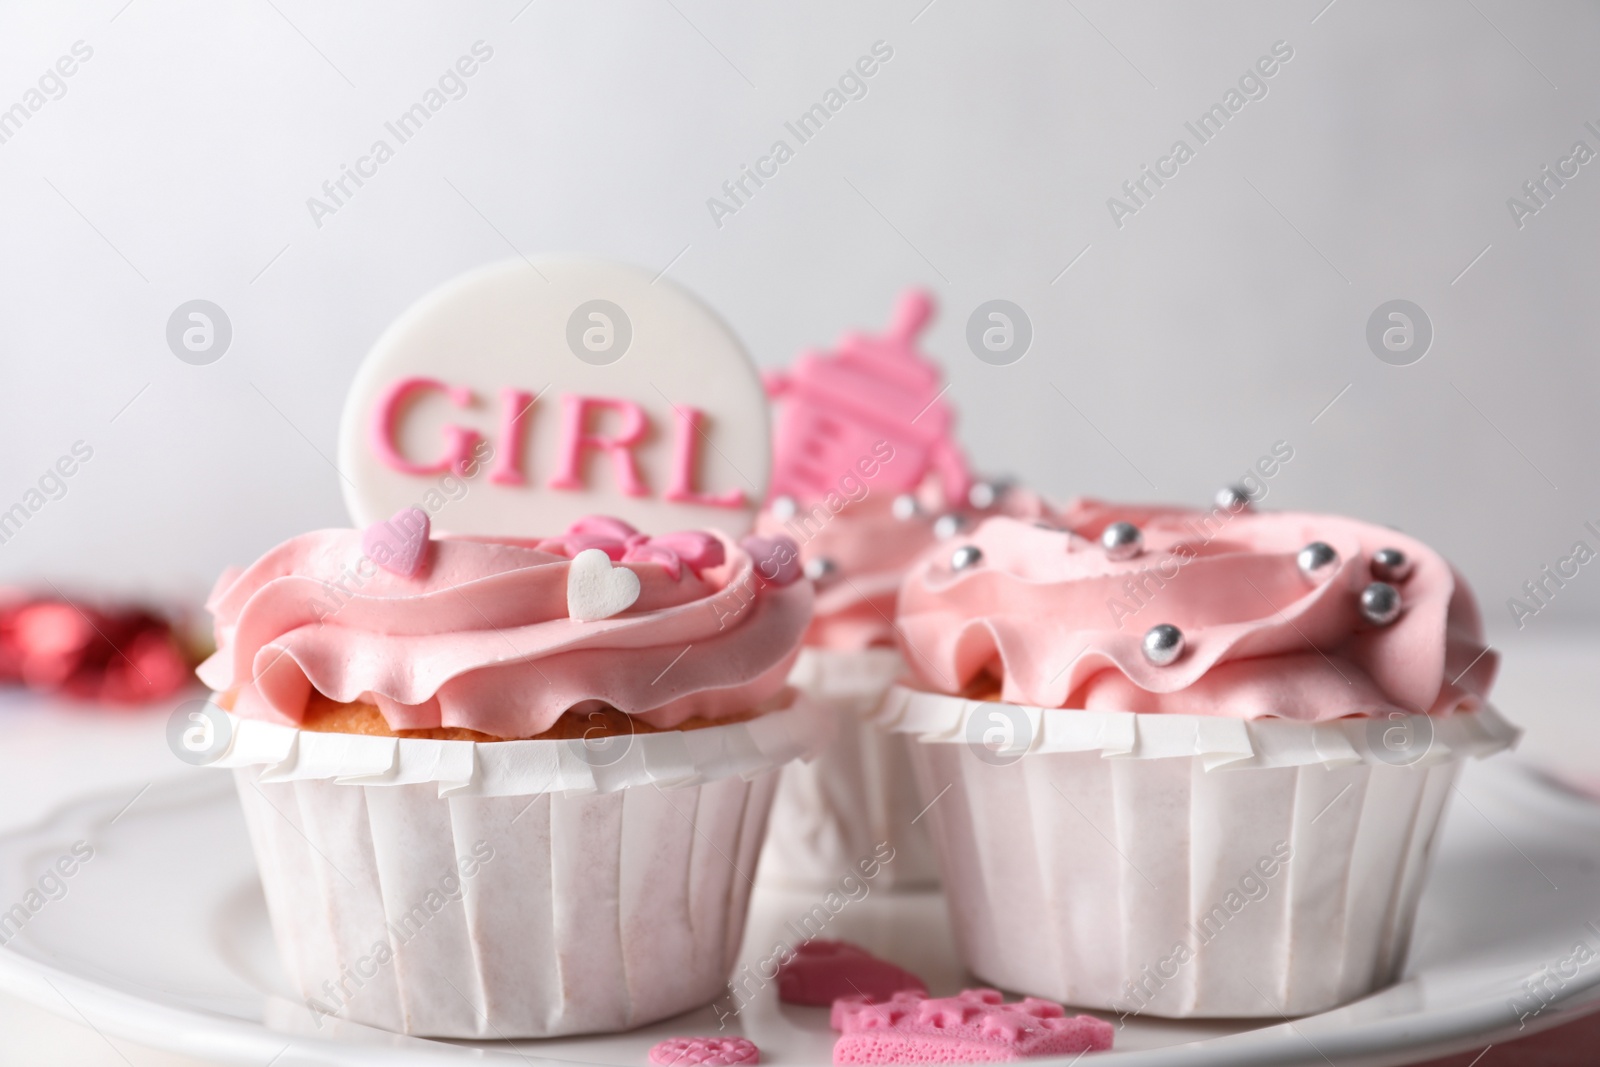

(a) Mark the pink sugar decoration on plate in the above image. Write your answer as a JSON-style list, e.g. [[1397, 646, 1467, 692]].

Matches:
[[777, 940, 927, 1006], [831, 989, 1113, 1064], [648, 1036, 760, 1067]]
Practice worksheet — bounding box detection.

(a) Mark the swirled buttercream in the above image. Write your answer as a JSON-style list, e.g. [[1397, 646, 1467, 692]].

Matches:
[[198, 517, 812, 737], [896, 502, 1496, 720], [758, 486, 1053, 651]]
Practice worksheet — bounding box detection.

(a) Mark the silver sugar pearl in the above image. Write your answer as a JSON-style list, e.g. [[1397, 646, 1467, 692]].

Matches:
[[770, 495, 797, 521], [802, 557, 836, 582], [968, 480, 1009, 510], [1296, 541, 1339, 581], [1215, 485, 1255, 513], [1100, 521, 1144, 561], [1371, 547, 1413, 583], [933, 513, 966, 539], [951, 545, 984, 571], [1142, 623, 1185, 666], [891, 494, 921, 521], [1360, 581, 1402, 626]]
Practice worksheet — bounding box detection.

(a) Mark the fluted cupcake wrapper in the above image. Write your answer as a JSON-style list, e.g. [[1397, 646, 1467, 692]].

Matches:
[[760, 648, 940, 890], [223, 694, 833, 1038], [884, 687, 1518, 1018]]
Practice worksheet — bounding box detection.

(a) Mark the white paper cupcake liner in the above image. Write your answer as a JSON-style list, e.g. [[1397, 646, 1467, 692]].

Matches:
[[882, 686, 1519, 1018], [218, 692, 834, 1038], [759, 648, 940, 890]]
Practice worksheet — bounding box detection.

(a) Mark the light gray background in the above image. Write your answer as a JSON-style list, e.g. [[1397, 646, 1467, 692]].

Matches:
[[2, 0, 1598, 641]]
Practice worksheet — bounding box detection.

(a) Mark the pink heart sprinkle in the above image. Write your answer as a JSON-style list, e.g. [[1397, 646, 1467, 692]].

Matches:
[[567, 515, 639, 542], [650, 530, 727, 576], [740, 535, 802, 586], [361, 508, 431, 577]]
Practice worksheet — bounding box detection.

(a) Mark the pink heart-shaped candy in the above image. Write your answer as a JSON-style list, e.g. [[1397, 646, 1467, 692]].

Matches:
[[740, 535, 802, 586], [361, 508, 431, 577], [650, 531, 726, 576]]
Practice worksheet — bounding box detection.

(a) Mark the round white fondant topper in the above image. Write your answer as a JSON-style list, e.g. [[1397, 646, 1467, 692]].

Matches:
[[338, 259, 770, 538]]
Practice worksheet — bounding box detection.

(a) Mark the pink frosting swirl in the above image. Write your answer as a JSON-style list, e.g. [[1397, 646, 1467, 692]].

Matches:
[[757, 495, 934, 651], [896, 501, 1497, 721], [197, 519, 812, 737], [757, 485, 1054, 651]]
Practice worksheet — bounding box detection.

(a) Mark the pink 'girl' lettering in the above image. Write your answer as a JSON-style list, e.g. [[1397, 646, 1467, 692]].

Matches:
[[368, 381, 745, 508]]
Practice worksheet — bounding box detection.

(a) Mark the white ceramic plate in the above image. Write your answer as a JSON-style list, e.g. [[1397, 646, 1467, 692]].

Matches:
[[0, 758, 1597, 1067]]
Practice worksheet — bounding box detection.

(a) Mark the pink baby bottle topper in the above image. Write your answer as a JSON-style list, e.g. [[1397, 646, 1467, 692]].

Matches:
[[765, 290, 970, 506]]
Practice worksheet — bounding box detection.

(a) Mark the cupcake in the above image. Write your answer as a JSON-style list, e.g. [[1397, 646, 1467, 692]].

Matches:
[[200, 513, 828, 1037], [754, 290, 1050, 890], [883, 499, 1518, 1018]]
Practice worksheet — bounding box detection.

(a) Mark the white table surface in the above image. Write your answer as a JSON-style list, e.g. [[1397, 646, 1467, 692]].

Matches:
[[0, 628, 1594, 1067]]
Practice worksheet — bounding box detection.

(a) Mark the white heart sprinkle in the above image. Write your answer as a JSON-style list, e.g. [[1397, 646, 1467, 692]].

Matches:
[[567, 548, 642, 622]]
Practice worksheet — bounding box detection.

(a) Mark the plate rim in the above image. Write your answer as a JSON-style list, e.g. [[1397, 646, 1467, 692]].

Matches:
[[2, 763, 1599, 1067]]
